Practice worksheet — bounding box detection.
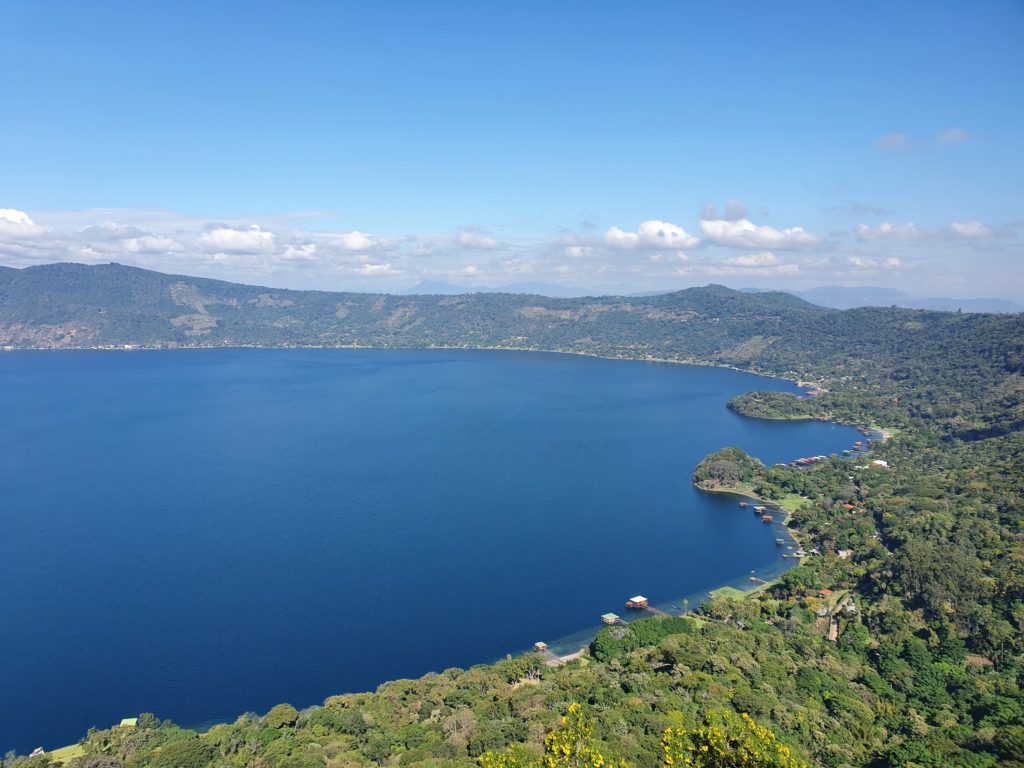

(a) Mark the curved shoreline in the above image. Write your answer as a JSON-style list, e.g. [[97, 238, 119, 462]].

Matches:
[[1, 342, 810, 388], [7, 345, 876, 753], [537, 484, 804, 659]]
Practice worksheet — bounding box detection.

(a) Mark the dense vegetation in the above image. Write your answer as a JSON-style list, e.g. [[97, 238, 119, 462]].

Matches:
[[3, 263, 1024, 767]]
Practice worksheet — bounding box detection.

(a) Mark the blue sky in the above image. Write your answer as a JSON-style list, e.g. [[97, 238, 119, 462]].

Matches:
[[1, 1, 1022, 296]]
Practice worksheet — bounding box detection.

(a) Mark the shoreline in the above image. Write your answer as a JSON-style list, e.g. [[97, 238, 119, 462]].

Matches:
[[0, 342, 813, 389], [10, 344, 877, 756]]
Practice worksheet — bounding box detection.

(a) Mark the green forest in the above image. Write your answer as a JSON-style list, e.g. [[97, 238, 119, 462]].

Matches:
[[4, 264, 1024, 768]]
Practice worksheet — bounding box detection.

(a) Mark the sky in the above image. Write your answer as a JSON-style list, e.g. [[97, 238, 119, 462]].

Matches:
[[1, 1, 1022, 297]]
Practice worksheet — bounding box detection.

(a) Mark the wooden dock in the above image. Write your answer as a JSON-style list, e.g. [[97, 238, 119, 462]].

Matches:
[[642, 605, 671, 617], [624, 595, 671, 618]]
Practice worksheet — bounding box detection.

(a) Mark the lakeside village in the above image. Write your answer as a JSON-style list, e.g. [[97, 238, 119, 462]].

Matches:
[[531, 424, 886, 667]]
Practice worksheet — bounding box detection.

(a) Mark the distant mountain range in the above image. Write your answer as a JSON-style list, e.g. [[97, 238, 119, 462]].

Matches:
[[767, 286, 1022, 314], [3, 264, 1022, 400], [405, 280, 1021, 313]]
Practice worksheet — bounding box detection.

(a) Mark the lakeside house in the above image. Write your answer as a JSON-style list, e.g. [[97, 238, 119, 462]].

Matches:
[[625, 596, 648, 609], [601, 613, 621, 625]]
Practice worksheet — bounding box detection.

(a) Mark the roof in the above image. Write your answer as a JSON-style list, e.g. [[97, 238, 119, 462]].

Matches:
[[119, 718, 138, 727], [629, 595, 647, 603], [819, 589, 834, 597], [601, 613, 620, 621]]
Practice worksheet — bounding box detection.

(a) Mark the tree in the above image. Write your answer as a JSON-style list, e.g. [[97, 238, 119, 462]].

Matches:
[[661, 711, 807, 768], [479, 704, 625, 768], [146, 738, 214, 768], [264, 703, 299, 729]]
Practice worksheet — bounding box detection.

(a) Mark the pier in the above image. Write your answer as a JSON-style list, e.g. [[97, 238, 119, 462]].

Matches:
[[642, 605, 671, 617], [624, 595, 671, 617]]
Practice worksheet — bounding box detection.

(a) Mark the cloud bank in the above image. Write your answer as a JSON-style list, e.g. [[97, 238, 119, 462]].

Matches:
[[0, 205, 1013, 297]]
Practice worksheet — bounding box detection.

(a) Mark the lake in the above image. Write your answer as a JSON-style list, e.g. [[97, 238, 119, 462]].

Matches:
[[0, 349, 862, 752]]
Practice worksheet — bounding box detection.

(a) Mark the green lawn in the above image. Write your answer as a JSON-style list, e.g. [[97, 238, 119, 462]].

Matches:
[[48, 743, 85, 764], [775, 493, 810, 515]]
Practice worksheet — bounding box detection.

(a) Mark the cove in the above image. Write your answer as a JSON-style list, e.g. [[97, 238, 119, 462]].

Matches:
[[0, 349, 863, 753]]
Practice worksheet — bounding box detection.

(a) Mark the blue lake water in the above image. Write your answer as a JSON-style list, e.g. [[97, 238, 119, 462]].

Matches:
[[0, 349, 862, 752]]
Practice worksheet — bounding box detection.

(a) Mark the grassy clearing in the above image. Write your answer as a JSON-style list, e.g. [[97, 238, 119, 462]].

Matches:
[[709, 586, 749, 600], [48, 743, 85, 764], [775, 493, 810, 515]]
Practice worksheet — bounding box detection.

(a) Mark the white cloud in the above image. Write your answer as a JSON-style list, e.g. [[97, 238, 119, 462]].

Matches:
[[699, 218, 820, 249], [0, 208, 44, 237], [1, 205, 1016, 296], [855, 222, 919, 241], [199, 225, 276, 253], [352, 263, 395, 276], [603, 219, 700, 250], [121, 235, 180, 253], [455, 231, 499, 249], [949, 221, 992, 238], [282, 243, 318, 261], [333, 231, 376, 251], [847, 256, 902, 270], [856, 221, 993, 241], [689, 261, 800, 277], [723, 251, 779, 267]]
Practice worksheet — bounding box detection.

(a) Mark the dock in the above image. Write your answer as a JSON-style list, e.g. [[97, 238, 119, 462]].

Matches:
[[643, 605, 671, 617], [624, 595, 671, 617]]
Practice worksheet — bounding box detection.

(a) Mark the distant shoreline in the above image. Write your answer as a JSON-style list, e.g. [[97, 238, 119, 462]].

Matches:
[[0, 341, 809, 389]]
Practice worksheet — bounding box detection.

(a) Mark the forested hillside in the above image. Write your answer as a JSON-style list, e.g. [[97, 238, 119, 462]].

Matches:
[[3, 262, 1024, 768], [2, 263, 1022, 434]]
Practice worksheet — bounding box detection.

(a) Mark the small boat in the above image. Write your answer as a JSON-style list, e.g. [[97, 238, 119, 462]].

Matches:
[[776, 538, 785, 545], [762, 515, 774, 523], [738, 501, 748, 507]]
